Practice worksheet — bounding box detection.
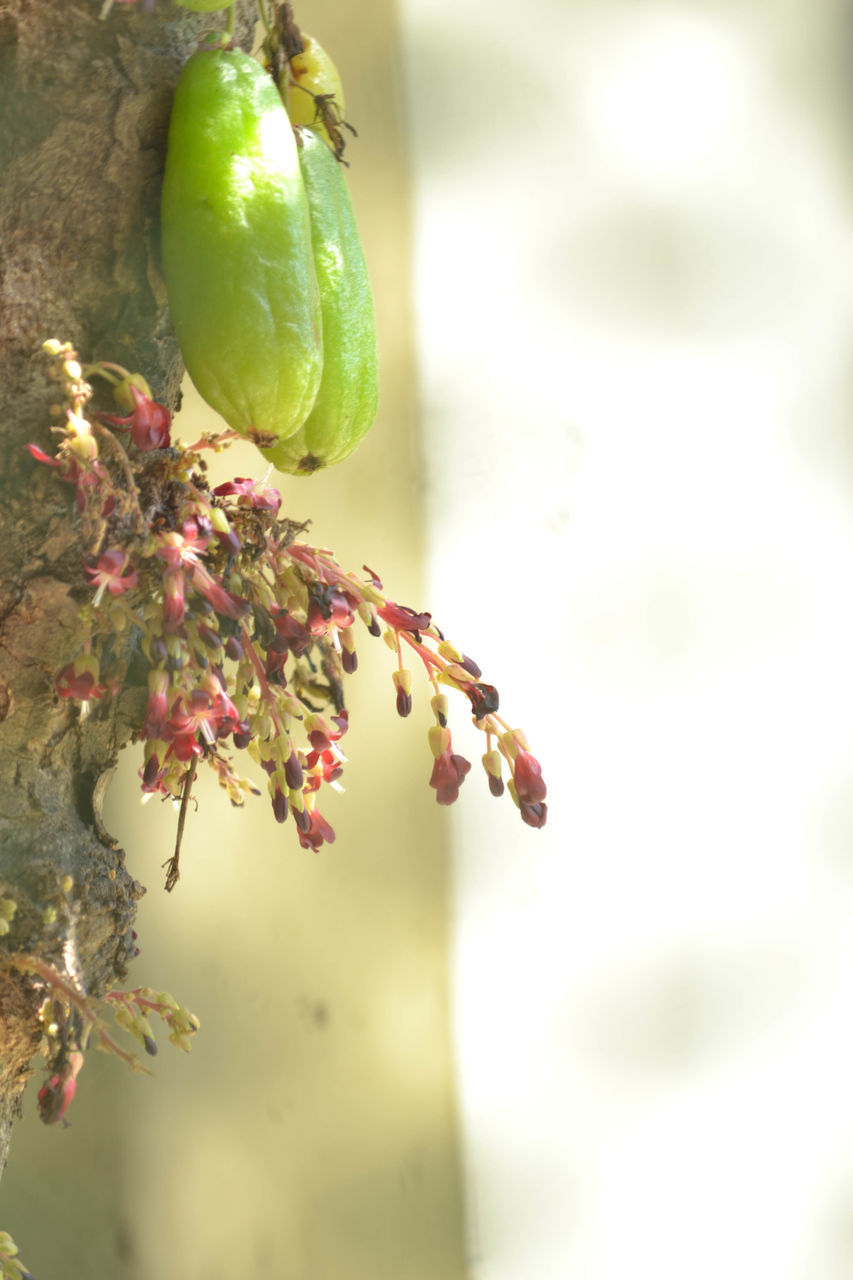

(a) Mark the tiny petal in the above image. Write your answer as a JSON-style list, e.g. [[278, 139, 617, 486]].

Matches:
[[520, 801, 548, 829], [378, 601, 432, 633]]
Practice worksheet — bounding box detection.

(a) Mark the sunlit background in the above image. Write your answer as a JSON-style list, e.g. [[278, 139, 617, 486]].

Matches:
[[6, 1, 853, 1277]]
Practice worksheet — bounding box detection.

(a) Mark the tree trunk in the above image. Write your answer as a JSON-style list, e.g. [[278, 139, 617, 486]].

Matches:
[[0, 0, 256, 1183]]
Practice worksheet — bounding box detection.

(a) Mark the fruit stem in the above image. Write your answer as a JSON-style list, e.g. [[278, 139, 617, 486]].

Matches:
[[256, 0, 272, 35]]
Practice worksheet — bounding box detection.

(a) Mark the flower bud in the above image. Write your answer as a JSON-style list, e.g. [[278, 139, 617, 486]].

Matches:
[[113, 371, 153, 412], [428, 724, 451, 758]]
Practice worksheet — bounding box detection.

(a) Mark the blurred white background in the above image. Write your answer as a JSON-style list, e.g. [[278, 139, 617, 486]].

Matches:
[[399, 1, 853, 1277]]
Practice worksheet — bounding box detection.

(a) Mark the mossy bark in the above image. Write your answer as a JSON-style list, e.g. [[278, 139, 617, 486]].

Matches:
[[0, 0, 257, 1184]]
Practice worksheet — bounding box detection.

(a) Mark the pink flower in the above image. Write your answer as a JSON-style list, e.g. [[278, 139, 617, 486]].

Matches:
[[56, 655, 106, 702], [168, 688, 220, 748], [429, 747, 472, 805], [305, 749, 344, 787], [98, 383, 171, 451], [272, 609, 312, 655], [156, 520, 209, 571], [165, 679, 240, 760], [378, 601, 432, 633], [38, 1050, 84, 1126], [306, 585, 357, 635], [84, 548, 138, 603], [293, 807, 336, 852], [212, 477, 282, 513]]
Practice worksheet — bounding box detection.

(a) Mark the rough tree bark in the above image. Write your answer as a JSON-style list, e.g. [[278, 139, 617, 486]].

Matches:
[[0, 0, 256, 1185]]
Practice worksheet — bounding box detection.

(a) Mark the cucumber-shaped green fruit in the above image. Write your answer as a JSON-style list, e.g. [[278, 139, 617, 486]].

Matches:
[[161, 49, 323, 447], [262, 128, 378, 475]]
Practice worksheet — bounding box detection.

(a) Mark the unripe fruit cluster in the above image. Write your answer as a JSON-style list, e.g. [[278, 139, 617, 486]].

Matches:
[[161, 31, 378, 475]]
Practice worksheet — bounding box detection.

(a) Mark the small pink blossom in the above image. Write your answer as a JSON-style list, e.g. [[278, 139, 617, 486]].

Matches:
[[38, 1050, 84, 1126], [213, 477, 282, 513], [98, 383, 171, 451], [294, 807, 336, 852], [84, 548, 138, 602], [56, 655, 106, 702], [429, 747, 472, 805], [378, 601, 432, 633]]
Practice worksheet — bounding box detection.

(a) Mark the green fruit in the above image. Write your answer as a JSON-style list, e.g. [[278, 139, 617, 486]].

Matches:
[[161, 49, 323, 447], [263, 128, 378, 475]]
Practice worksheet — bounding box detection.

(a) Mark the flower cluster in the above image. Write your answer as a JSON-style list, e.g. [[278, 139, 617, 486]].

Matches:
[[0, 1233, 34, 1280], [14, 954, 200, 1129], [105, 986, 200, 1055], [32, 342, 547, 883]]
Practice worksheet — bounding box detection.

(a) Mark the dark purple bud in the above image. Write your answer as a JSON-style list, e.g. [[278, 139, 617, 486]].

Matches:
[[293, 807, 311, 833], [396, 687, 412, 718], [272, 789, 289, 824], [367, 615, 381, 638], [488, 773, 505, 798], [142, 754, 160, 789], [233, 730, 252, 750], [143, 1035, 158, 1057], [224, 635, 243, 661], [284, 750, 304, 791], [342, 647, 358, 674], [149, 637, 168, 665], [461, 653, 482, 678], [197, 623, 221, 650], [215, 527, 242, 556]]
